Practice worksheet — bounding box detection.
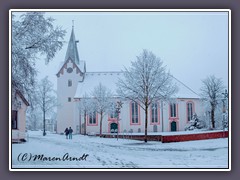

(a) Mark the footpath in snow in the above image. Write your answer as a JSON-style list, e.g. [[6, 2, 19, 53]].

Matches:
[[11, 130, 229, 169]]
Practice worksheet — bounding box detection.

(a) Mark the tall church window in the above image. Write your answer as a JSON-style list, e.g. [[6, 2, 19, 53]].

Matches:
[[131, 102, 139, 124], [68, 80, 72, 87], [110, 109, 118, 119], [110, 103, 118, 118], [187, 102, 193, 121], [89, 111, 97, 124], [170, 102, 177, 118], [151, 102, 158, 123], [12, 110, 18, 129]]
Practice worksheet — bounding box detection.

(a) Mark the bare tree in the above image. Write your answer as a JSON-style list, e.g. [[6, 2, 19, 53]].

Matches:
[[12, 12, 66, 103], [200, 75, 225, 129], [92, 83, 113, 137], [26, 88, 42, 130], [78, 94, 94, 135], [37, 76, 57, 136], [117, 49, 177, 142], [26, 107, 42, 131]]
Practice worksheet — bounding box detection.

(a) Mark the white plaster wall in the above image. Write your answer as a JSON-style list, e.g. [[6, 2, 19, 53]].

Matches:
[[73, 96, 204, 134], [56, 60, 83, 134], [12, 96, 28, 140], [83, 99, 204, 134]]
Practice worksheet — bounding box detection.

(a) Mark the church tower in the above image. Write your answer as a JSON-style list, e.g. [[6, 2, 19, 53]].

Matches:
[[56, 24, 85, 134]]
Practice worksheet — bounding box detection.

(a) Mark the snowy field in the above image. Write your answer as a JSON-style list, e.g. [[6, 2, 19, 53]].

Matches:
[[11, 131, 229, 169]]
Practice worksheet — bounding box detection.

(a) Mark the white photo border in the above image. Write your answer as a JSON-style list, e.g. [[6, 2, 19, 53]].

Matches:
[[9, 9, 231, 172]]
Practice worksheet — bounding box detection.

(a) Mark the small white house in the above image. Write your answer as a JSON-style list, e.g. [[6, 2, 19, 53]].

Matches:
[[11, 90, 29, 142]]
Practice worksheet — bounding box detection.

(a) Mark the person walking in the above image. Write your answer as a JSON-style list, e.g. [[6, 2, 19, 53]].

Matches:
[[64, 127, 69, 139], [68, 127, 73, 139]]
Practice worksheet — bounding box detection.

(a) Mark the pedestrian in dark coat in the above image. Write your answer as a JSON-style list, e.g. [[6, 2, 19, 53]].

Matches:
[[64, 128, 69, 139], [68, 127, 73, 139]]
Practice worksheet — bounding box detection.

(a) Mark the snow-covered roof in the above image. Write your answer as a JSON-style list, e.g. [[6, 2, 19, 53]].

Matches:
[[15, 90, 30, 106], [74, 72, 122, 98], [74, 72, 200, 99], [172, 76, 200, 99]]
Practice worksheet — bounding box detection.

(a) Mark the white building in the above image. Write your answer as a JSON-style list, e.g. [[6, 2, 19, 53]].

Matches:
[[56, 27, 204, 135], [12, 90, 30, 142]]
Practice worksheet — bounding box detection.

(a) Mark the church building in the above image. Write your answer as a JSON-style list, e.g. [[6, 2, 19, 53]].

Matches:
[[56, 26, 204, 135]]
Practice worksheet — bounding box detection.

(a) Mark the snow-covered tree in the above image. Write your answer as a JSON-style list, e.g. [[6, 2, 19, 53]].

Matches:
[[37, 76, 57, 136], [25, 86, 41, 130], [117, 49, 177, 142], [12, 12, 66, 103], [185, 113, 205, 131], [78, 93, 94, 135], [26, 106, 42, 131], [213, 103, 228, 130], [91, 83, 113, 137], [200, 75, 225, 129]]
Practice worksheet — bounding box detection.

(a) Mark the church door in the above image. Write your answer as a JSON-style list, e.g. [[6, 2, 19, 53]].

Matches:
[[110, 123, 118, 133], [171, 121, 177, 132], [153, 125, 157, 132]]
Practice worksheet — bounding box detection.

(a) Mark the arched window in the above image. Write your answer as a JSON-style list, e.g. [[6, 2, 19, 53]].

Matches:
[[170, 102, 177, 117], [151, 102, 158, 123], [109, 103, 118, 119], [187, 102, 193, 121], [131, 102, 139, 123], [89, 111, 97, 124]]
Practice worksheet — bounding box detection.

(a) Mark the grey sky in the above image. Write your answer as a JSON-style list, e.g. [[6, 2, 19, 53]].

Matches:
[[35, 11, 229, 94]]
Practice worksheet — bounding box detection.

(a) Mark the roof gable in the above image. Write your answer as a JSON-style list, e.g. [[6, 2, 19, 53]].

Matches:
[[56, 58, 84, 78], [16, 90, 30, 106]]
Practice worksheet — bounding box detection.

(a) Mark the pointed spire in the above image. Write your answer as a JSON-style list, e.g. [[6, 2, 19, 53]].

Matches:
[[64, 22, 80, 64]]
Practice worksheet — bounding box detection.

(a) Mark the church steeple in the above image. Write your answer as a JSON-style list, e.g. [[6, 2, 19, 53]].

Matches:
[[64, 21, 80, 64]]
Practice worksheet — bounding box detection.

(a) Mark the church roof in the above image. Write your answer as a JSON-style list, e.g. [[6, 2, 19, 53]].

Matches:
[[74, 72, 122, 98], [64, 26, 80, 65], [172, 76, 200, 99], [74, 72, 200, 99], [56, 25, 85, 77]]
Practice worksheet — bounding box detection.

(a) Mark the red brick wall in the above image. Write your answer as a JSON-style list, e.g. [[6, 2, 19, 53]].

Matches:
[[161, 131, 229, 143], [99, 131, 229, 143]]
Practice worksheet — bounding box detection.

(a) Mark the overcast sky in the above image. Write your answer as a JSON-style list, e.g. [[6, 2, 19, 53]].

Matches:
[[34, 11, 229, 94]]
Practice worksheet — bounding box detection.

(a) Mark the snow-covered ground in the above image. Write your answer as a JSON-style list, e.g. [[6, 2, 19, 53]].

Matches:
[[11, 131, 228, 169]]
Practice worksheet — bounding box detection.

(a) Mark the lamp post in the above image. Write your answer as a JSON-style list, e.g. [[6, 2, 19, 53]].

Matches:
[[115, 101, 123, 141]]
